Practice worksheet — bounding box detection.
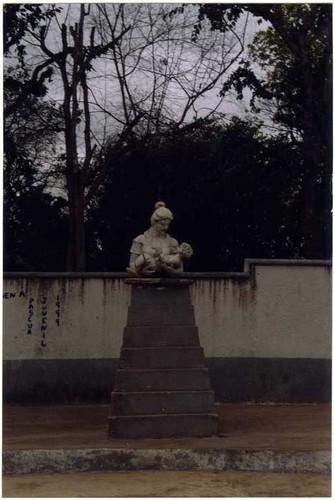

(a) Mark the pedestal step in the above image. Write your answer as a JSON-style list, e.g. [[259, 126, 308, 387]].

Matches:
[[110, 281, 218, 438], [111, 390, 215, 415], [129, 286, 191, 306], [108, 413, 218, 438], [114, 368, 210, 392], [123, 326, 200, 347], [119, 347, 205, 369], [127, 305, 195, 326]]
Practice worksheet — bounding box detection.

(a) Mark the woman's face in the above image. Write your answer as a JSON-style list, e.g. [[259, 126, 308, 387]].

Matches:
[[155, 218, 170, 235]]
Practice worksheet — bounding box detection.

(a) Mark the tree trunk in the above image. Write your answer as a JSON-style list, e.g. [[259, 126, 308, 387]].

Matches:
[[299, 169, 320, 259], [66, 170, 86, 271], [299, 65, 330, 260], [299, 131, 328, 260]]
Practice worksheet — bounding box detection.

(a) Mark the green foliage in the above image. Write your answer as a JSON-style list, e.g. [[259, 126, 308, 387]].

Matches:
[[195, 4, 244, 37], [4, 65, 63, 185], [4, 5, 61, 117], [4, 117, 67, 271], [248, 5, 331, 134], [4, 4, 61, 55], [221, 60, 273, 108], [4, 188, 67, 271], [198, 3, 332, 258], [4, 62, 66, 271], [4, 99, 67, 271]]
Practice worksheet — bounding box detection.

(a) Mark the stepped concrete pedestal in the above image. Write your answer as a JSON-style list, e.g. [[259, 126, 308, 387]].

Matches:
[[109, 278, 218, 438]]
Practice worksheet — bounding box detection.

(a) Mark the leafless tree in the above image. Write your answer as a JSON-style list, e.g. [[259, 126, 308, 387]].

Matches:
[[93, 4, 249, 134], [19, 4, 131, 270]]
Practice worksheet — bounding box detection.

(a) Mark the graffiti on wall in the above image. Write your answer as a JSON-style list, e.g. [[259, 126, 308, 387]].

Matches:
[[3, 291, 61, 347]]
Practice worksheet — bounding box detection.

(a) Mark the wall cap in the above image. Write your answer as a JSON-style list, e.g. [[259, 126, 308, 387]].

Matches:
[[3, 259, 331, 281]]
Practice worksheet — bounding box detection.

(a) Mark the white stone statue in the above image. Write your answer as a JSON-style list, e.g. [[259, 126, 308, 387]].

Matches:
[[127, 202, 193, 275]]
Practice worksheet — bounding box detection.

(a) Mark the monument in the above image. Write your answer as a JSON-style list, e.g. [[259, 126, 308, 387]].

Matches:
[[109, 202, 218, 438], [126, 201, 193, 275]]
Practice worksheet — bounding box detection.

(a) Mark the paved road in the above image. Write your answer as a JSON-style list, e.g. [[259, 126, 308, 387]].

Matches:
[[3, 470, 331, 497]]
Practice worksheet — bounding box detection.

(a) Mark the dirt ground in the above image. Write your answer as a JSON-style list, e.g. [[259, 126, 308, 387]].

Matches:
[[3, 403, 331, 497], [3, 470, 331, 498], [3, 403, 331, 451]]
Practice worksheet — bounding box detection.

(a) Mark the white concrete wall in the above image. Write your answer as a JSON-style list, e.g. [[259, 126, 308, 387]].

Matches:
[[192, 263, 331, 359], [3, 277, 130, 360], [3, 260, 331, 361]]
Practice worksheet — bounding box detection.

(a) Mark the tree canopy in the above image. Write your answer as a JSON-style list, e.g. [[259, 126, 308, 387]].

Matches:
[[198, 3, 332, 258], [85, 118, 304, 271]]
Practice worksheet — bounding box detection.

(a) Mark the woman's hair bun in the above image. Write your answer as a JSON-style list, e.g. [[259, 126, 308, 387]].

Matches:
[[155, 201, 166, 209]]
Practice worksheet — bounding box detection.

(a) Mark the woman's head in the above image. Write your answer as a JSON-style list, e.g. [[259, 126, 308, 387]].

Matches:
[[150, 201, 173, 227]]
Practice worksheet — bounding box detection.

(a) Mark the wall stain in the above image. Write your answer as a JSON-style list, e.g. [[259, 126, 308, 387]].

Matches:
[[103, 280, 108, 307], [229, 278, 256, 310], [79, 279, 85, 304], [324, 266, 332, 277]]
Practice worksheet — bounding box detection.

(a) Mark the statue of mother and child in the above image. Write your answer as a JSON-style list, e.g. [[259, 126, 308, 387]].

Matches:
[[127, 202, 193, 275]]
